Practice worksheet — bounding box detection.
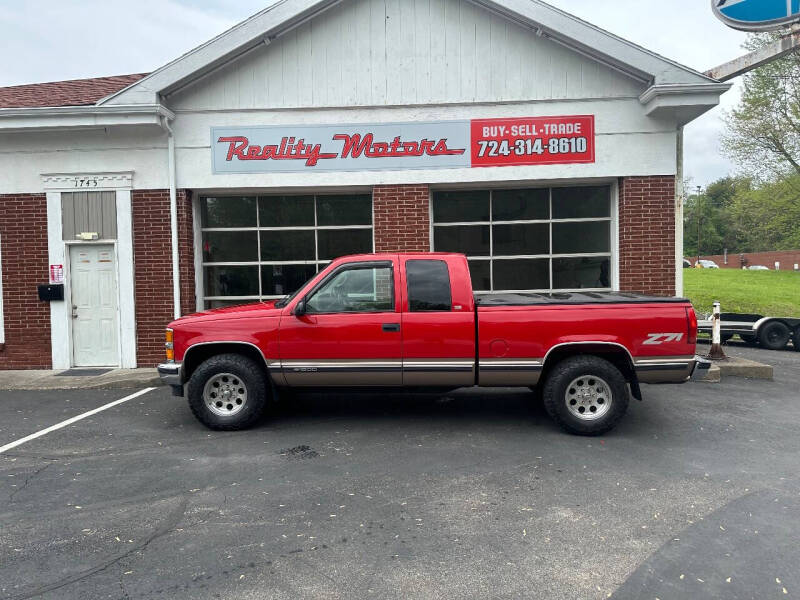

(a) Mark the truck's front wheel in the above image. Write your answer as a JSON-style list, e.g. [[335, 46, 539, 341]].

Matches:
[[542, 356, 629, 436], [187, 353, 268, 430]]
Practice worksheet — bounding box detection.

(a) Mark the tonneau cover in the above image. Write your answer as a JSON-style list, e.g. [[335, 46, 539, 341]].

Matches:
[[476, 291, 688, 307]]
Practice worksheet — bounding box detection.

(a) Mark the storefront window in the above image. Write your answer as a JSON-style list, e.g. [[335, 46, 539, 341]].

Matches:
[[201, 194, 373, 306], [432, 186, 612, 292]]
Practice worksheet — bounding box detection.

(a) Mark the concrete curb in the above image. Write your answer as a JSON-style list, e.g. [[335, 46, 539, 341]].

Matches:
[[700, 364, 722, 383], [0, 369, 164, 391], [714, 357, 774, 381], [688, 356, 773, 384]]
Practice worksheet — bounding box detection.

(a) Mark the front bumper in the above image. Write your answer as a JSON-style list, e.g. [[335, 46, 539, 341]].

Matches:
[[690, 356, 713, 381], [157, 362, 183, 386]]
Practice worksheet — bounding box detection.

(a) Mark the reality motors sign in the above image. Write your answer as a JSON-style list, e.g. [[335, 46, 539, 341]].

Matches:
[[212, 115, 595, 174]]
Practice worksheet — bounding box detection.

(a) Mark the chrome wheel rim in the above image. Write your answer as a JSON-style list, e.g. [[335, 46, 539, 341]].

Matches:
[[203, 373, 247, 417], [565, 375, 612, 421]]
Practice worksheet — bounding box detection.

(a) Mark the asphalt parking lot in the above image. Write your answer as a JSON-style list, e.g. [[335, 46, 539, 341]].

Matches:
[[1, 344, 798, 600]]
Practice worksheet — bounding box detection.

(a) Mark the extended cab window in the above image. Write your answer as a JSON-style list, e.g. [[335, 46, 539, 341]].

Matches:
[[305, 265, 394, 314], [406, 260, 452, 312]]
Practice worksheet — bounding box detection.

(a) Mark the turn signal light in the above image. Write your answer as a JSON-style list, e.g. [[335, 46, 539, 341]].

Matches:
[[165, 329, 175, 361]]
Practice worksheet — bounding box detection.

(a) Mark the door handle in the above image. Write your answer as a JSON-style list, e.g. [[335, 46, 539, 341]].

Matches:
[[72, 305, 78, 319], [382, 323, 400, 332]]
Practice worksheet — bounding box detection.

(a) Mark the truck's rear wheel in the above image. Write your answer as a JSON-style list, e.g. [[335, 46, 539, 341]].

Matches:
[[187, 353, 268, 430], [542, 356, 629, 436], [758, 321, 791, 351]]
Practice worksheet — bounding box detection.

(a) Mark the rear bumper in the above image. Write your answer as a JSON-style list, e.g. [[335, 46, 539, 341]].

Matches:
[[690, 356, 713, 381], [157, 362, 183, 386]]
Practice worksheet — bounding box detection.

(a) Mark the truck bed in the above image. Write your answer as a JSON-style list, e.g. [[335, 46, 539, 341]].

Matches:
[[476, 291, 688, 307]]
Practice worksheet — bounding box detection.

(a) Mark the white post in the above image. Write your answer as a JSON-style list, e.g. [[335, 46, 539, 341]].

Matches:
[[708, 301, 727, 360]]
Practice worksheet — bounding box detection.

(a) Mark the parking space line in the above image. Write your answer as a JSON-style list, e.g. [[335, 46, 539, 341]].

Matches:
[[0, 387, 156, 455]]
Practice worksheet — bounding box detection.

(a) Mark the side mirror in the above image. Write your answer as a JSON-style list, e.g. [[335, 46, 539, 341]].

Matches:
[[294, 298, 307, 317]]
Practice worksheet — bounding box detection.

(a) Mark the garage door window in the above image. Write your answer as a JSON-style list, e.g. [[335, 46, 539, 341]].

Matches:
[[201, 194, 373, 307], [432, 186, 612, 292]]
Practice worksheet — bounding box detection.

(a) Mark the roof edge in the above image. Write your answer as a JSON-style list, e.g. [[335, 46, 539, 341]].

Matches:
[[639, 82, 733, 105]]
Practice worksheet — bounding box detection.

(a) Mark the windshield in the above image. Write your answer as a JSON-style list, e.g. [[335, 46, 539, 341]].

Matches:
[[274, 271, 318, 308]]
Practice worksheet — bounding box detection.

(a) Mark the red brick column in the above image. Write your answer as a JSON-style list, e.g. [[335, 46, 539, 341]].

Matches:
[[0, 194, 52, 369], [132, 189, 195, 367], [177, 190, 196, 316], [373, 185, 431, 252], [618, 176, 676, 297]]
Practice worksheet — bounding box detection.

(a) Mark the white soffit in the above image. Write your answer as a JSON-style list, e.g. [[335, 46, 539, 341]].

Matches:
[[100, 0, 730, 114]]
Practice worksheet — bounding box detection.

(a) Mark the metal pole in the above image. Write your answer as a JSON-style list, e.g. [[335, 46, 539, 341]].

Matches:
[[707, 301, 727, 360], [696, 186, 702, 264]]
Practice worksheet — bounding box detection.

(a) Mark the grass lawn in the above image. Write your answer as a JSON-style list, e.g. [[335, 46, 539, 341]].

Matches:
[[683, 268, 800, 317]]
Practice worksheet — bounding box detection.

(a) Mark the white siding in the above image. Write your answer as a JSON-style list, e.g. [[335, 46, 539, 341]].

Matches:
[[0, 127, 168, 194], [169, 0, 645, 111]]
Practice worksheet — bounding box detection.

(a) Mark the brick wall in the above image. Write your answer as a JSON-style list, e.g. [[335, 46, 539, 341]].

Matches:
[[693, 250, 800, 270], [177, 190, 196, 315], [132, 189, 195, 367], [373, 185, 431, 252], [618, 176, 676, 297], [0, 194, 52, 369]]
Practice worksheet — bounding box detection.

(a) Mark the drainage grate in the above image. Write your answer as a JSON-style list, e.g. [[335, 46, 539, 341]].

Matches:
[[55, 369, 113, 377]]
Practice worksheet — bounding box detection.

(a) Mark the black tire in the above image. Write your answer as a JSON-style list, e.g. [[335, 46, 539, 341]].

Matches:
[[792, 329, 800, 352], [740, 333, 758, 346], [720, 333, 734, 344], [542, 356, 630, 436], [187, 353, 269, 430], [758, 321, 791, 351]]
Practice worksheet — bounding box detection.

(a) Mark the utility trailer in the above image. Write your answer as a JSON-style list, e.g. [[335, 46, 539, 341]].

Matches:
[[698, 312, 800, 351]]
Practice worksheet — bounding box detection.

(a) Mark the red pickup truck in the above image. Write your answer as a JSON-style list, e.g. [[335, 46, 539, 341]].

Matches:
[[159, 253, 709, 436]]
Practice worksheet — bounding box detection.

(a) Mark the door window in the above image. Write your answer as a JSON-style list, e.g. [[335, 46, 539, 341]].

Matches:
[[305, 265, 394, 314], [406, 260, 452, 312]]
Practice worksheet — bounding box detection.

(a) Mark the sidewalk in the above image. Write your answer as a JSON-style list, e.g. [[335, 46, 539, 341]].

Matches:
[[0, 368, 162, 391]]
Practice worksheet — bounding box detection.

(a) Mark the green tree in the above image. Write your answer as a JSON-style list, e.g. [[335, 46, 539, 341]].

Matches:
[[722, 34, 800, 179], [729, 175, 800, 251], [683, 177, 748, 256]]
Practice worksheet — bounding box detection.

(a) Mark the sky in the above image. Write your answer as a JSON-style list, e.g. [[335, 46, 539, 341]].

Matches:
[[0, 0, 752, 187]]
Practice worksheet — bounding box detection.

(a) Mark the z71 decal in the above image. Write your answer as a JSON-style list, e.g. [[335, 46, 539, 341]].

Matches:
[[643, 333, 685, 345]]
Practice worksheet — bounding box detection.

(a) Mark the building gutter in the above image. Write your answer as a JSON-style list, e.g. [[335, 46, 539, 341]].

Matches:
[[0, 104, 176, 132], [159, 115, 182, 320]]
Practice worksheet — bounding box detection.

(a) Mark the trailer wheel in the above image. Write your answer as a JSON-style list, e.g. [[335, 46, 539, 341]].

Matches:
[[793, 328, 800, 352], [758, 321, 791, 351], [542, 356, 629, 436], [187, 353, 269, 430]]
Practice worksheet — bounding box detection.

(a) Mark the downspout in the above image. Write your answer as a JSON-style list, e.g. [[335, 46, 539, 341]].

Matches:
[[675, 126, 685, 298], [160, 114, 181, 320]]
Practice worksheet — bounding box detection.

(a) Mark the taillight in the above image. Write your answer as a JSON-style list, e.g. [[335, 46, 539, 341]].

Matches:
[[686, 307, 697, 346], [165, 328, 174, 361]]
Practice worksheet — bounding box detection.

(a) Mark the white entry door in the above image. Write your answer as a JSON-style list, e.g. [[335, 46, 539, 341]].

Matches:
[[70, 245, 119, 367]]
